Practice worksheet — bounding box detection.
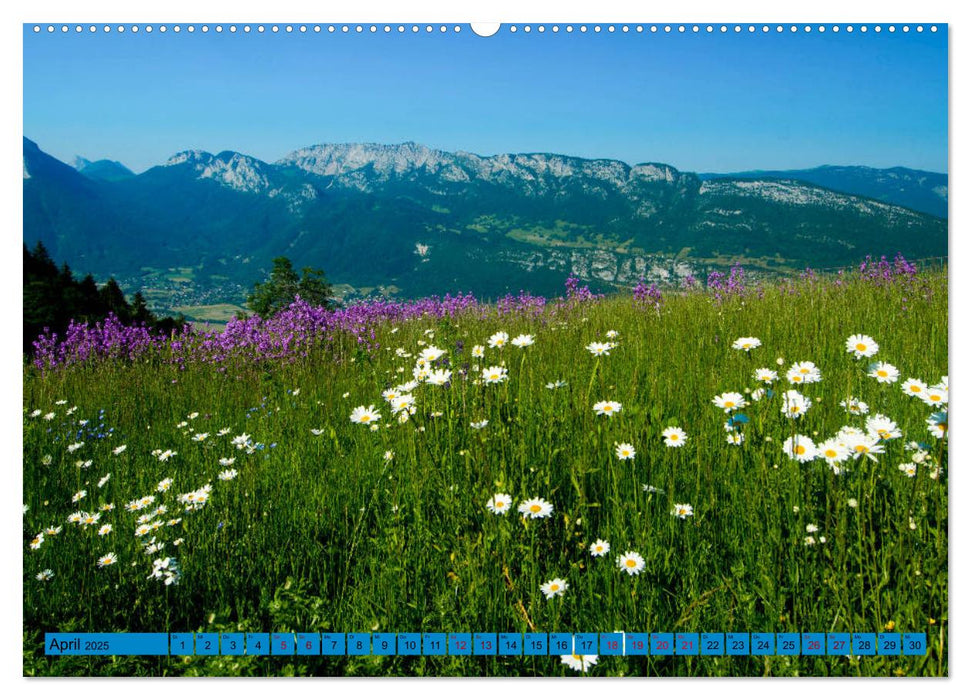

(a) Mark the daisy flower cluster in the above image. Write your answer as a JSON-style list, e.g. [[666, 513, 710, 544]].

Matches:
[[485, 494, 555, 520], [712, 335, 946, 475], [25, 404, 252, 586], [354, 329, 537, 433], [803, 523, 828, 546]]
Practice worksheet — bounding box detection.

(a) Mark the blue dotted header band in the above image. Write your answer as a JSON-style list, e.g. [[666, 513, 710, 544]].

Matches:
[[30, 24, 941, 35]]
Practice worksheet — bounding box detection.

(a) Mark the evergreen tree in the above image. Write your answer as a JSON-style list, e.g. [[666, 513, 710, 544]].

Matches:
[[296, 266, 337, 310], [25, 242, 57, 278], [247, 257, 335, 317], [131, 291, 154, 325], [22, 242, 185, 354], [78, 274, 102, 313], [99, 278, 131, 322]]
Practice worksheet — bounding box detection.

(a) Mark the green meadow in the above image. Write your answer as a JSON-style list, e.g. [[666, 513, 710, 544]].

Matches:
[[22, 270, 948, 676]]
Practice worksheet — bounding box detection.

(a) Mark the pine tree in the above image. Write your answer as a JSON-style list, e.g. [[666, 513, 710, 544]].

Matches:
[[22, 243, 185, 354], [247, 257, 335, 317], [131, 291, 155, 325], [99, 278, 132, 322]]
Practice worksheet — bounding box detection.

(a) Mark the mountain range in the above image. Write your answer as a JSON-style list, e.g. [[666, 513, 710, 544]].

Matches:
[[23, 137, 948, 307], [699, 166, 948, 219]]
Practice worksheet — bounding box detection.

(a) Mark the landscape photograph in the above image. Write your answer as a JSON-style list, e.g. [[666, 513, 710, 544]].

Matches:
[[22, 20, 947, 677]]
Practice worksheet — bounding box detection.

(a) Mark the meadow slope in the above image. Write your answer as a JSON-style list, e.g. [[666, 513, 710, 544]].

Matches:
[[23, 265, 948, 677]]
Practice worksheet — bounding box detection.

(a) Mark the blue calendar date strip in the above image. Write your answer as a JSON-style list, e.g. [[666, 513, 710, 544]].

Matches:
[[44, 632, 928, 657]]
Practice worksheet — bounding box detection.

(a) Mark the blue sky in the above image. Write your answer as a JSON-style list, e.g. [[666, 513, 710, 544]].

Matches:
[[23, 24, 948, 174]]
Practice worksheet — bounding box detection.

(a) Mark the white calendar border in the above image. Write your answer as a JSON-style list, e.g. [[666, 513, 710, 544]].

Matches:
[[3, 0, 962, 696]]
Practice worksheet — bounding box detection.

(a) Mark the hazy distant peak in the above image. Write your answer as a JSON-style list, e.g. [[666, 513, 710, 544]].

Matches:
[[73, 157, 135, 182]]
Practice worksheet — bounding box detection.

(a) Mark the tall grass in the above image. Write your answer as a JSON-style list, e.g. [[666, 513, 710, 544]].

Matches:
[[22, 270, 948, 676]]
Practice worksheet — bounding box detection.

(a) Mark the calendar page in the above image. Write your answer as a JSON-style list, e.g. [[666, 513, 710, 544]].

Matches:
[[21, 6, 948, 681]]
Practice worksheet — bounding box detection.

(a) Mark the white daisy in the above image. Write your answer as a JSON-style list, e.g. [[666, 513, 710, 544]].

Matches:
[[614, 442, 636, 460], [732, 337, 761, 351], [787, 361, 822, 384], [592, 400, 622, 417], [926, 411, 947, 439], [540, 578, 568, 599], [846, 432, 885, 461], [753, 368, 778, 384], [781, 390, 811, 418], [662, 426, 687, 447], [425, 369, 452, 386], [840, 397, 869, 415], [482, 366, 508, 384], [487, 331, 509, 349], [712, 392, 747, 412], [586, 342, 613, 357], [350, 405, 381, 425], [921, 385, 948, 407], [902, 378, 928, 398], [589, 539, 610, 557], [518, 497, 554, 519], [846, 334, 879, 359], [486, 493, 512, 515], [561, 654, 598, 672], [866, 414, 902, 441], [782, 435, 816, 463], [816, 438, 851, 467], [671, 503, 694, 519], [868, 362, 900, 384], [420, 346, 446, 363], [617, 551, 645, 576]]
